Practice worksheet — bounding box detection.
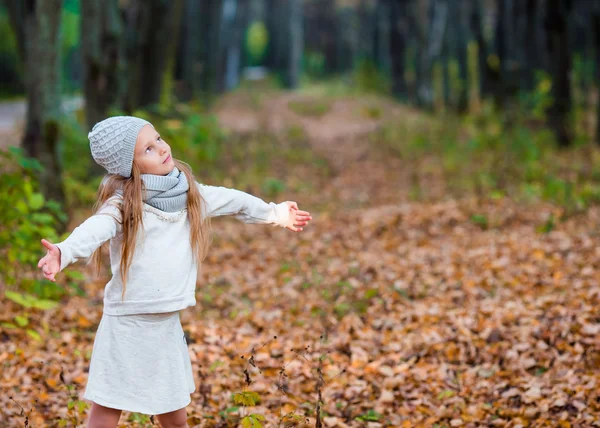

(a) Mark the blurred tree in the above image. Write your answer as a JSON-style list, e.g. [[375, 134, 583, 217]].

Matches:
[[4, 0, 66, 208], [122, 0, 184, 111], [265, 0, 303, 89], [220, 0, 250, 91], [387, 0, 408, 100], [80, 0, 123, 134], [199, 0, 224, 99], [594, 3, 600, 145], [545, 0, 573, 147]]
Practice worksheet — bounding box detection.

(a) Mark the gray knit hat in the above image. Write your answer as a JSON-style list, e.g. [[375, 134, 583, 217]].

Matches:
[[88, 116, 152, 178]]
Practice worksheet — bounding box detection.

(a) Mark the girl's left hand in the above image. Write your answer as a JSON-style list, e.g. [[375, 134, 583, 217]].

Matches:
[[284, 201, 312, 232]]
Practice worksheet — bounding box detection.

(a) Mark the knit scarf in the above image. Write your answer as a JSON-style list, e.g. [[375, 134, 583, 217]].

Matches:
[[140, 167, 189, 212]]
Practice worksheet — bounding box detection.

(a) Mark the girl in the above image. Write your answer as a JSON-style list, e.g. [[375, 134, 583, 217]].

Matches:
[[37, 116, 312, 428]]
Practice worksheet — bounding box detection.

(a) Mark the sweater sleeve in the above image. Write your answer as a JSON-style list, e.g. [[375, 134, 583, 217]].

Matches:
[[54, 197, 123, 272], [196, 182, 291, 227]]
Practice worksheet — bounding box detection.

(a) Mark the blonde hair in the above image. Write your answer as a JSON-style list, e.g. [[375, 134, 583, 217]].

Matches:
[[90, 159, 212, 300]]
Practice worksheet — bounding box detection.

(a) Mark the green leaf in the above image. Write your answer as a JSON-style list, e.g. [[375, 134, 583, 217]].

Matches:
[[5, 291, 32, 308], [241, 415, 264, 428], [233, 391, 260, 406], [1, 322, 17, 329], [31, 213, 55, 225], [29, 193, 45, 210], [218, 406, 239, 417], [31, 298, 59, 310], [26, 329, 42, 341], [437, 389, 455, 400], [14, 315, 29, 327], [241, 416, 253, 428], [355, 409, 382, 422]]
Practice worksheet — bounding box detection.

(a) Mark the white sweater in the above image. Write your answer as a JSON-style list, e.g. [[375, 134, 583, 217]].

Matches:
[[55, 182, 291, 316]]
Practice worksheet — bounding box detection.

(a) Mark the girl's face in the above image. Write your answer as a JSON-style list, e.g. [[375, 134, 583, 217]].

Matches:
[[134, 124, 175, 175]]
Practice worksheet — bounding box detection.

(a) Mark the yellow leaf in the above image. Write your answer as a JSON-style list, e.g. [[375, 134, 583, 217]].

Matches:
[[45, 378, 59, 389], [78, 316, 92, 328]]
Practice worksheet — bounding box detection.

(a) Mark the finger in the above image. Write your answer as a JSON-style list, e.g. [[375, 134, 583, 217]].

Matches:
[[295, 210, 310, 216], [38, 256, 47, 268], [287, 201, 299, 210], [41, 239, 55, 251]]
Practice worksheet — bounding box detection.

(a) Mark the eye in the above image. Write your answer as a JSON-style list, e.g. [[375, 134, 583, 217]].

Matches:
[[145, 147, 152, 153], [157, 136, 162, 141]]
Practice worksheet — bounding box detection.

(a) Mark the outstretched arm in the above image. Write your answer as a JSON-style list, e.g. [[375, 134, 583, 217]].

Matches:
[[37, 197, 122, 281], [196, 182, 312, 231]]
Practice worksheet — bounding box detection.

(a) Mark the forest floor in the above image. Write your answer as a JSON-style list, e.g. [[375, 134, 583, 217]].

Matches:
[[1, 90, 600, 427]]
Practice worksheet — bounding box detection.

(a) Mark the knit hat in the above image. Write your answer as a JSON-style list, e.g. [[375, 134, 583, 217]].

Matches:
[[88, 116, 152, 178]]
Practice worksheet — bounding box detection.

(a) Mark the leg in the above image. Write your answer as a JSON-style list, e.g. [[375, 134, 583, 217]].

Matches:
[[155, 406, 188, 428], [86, 402, 122, 428]]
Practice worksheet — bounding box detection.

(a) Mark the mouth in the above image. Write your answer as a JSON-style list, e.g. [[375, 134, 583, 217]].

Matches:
[[163, 154, 171, 164]]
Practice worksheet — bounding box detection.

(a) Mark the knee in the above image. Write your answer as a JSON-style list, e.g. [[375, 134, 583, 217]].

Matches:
[[156, 411, 188, 428]]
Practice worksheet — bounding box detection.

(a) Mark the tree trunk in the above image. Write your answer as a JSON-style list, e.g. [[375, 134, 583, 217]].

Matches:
[[6, 0, 66, 208], [80, 0, 124, 130], [198, 0, 224, 100], [470, 0, 494, 100], [427, 0, 448, 111], [545, 0, 573, 147], [412, 0, 433, 108], [222, 0, 249, 91], [593, 5, 600, 145], [388, 0, 408, 100], [122, 0, 182, 111], [286, 0, 303, 89], [180, 0, 202, 101]]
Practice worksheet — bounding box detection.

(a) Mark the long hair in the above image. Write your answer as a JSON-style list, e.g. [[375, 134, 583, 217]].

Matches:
[[90, 159, 212, 300]]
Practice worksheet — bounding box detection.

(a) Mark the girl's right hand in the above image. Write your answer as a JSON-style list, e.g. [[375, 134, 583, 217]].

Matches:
[[38, 239, 61, 282]]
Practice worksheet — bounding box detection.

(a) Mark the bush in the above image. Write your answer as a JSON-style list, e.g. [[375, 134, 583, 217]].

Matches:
[[0, 147, 71, 298]]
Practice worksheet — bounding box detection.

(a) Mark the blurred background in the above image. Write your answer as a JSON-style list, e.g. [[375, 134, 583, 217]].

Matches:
[[2, 1, 600, 298]]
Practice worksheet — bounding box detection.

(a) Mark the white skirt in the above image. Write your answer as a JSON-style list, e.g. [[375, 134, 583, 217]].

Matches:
[[83, 310, 195, 415]]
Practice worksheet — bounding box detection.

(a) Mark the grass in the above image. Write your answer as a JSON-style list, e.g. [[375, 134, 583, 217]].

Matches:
[[288, 99, 331, 118], [370, 100, 600, 215]]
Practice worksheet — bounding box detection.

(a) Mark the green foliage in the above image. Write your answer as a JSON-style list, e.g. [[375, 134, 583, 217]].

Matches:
[[0, 6, 23, 96], [232, 391, 261, 406], [241, 414, 265, 428], [0, 147, 70, 293], [518, 71, 553, 120], [303, 51, 326, 79], [355, 409, 382, 422], [261, 177, 286, 197], [288, 99, 330, 118], [353, 58, 391, 95], [3, 291, 60, 342], [246, 21, 268, 66]]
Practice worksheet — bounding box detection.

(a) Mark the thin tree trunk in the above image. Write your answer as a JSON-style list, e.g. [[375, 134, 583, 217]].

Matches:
[[159, 0, 184, 108], [388, 0, 408, 100], [593, 6, 600, 145], [223, 0, 249, 91], [81, 0, 123, 130], [5, 0, 66, 208], [180, 0, 201, 101], [286, 0, 303, 89], [122, 0, 181, 111], [545, 0, 573, 147]]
